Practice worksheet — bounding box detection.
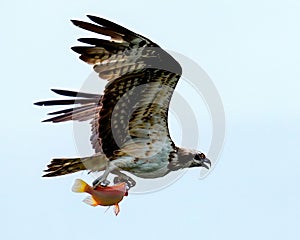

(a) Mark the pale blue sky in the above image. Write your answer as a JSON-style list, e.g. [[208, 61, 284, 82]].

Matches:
[[1, 1, 300, 239]]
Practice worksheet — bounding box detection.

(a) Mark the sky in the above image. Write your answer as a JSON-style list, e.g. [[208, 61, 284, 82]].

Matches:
[[1, 0, 300, 239]]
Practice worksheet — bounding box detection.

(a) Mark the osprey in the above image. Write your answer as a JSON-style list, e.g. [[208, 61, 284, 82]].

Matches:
[[35, 15, 211, 188]]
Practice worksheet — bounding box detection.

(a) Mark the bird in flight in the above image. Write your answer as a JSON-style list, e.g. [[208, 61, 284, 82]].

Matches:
[[35, 15, 211, 188]]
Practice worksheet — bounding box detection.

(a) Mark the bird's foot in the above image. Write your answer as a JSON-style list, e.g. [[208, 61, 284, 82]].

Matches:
[[92, 163, 114, 188], [113, 175, 136, 190], [93, 177, 110, 188]]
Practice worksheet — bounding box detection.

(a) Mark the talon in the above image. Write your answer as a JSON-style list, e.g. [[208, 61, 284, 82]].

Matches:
[[127, 178, 136, 188], [100, 179, 110, 187], [92, 163, 113, 188], [92, 178, 101, 188], [113, 177, 121, 184], [113, 176, 136, 189], [93, 178, 110, 188]]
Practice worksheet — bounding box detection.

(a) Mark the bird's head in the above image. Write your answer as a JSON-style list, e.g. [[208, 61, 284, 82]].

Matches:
[[189, 152, 211, 169], [169, 148, 211, 170]]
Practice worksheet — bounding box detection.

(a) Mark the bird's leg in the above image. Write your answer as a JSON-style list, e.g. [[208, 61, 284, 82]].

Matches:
[[112, 170, 136, 190], [92, 170, 110, 187], [92, 162, 115, 188]]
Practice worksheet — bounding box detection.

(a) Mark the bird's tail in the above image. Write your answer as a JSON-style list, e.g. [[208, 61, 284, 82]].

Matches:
[[43, 154, 108, 177], [43, 157, 86, 177]]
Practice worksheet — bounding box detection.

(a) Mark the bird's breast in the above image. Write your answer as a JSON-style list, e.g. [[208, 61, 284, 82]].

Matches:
[[113, 154, 170, 179]]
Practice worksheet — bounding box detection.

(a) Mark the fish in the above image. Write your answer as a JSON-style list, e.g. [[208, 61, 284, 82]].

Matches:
[[72, 179, 128, 215]]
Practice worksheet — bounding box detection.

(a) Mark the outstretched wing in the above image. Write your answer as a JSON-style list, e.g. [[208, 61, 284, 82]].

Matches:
[[71, 15, 180, 81], [34, 89, 104, 152], [35, 15, 182, 159], [72, 16, 182, 158]]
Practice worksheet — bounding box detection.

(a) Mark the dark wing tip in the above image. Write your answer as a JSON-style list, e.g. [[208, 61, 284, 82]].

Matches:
[[77, 38, 89, 44], [86, 15, 133, 36], [34, 101, 44, 106], [50, 89, 65, 96], [77, 38, 102, 46], [86, 15, 98, 21], [50, 89, 78, 97], [70, 19, 80, 26], [86, 15, 107, 26], [50, 88, 60, 93], [42, 172, 56, 177], [71, 46, 84, 54]]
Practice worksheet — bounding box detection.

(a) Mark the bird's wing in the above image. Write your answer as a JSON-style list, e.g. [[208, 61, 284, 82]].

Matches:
[[71, 15, 159, 82], [71, 15, 181, 81], [34, 89, 104, 152], [99, 68, 181, 159], [35, 15, 182, 157]]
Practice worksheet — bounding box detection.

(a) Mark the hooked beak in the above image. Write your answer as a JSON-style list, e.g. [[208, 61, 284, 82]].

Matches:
[[202, 157, 211, 169], [191, 157, 211, 169]]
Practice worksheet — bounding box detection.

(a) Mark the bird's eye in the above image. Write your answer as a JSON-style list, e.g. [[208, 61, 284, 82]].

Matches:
[[195, 153, 206, 160]]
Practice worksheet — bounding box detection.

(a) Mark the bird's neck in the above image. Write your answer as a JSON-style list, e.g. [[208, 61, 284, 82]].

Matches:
[[167, 146, 196, 171], [176, 147, 196, 162]]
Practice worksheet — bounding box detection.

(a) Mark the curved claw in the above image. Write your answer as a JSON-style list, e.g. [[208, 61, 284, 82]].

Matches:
[[93, 178, 110, 188], [113, 176, 136, 190]]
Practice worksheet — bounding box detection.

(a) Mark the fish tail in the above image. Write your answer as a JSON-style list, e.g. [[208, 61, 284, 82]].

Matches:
[[72, 179, 89, 193]]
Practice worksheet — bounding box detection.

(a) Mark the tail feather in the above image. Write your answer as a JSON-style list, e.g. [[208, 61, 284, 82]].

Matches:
[[43, 158, 86, 177], [43, 157, 86, 177], [42, 154, 108, 177]]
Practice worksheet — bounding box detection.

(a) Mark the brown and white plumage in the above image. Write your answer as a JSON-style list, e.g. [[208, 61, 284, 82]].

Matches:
[[35, 15, 210, 186]]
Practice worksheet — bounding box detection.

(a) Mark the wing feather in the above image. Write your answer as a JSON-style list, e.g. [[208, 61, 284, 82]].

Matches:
[[70, 15, 177, 82], [34, 89, 103, 152], [36, 16, 183, 159], [98, 68, 180, 158]]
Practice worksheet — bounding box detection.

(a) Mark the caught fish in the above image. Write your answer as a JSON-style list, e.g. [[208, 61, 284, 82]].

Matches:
[[72, 179, 128, 215]]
